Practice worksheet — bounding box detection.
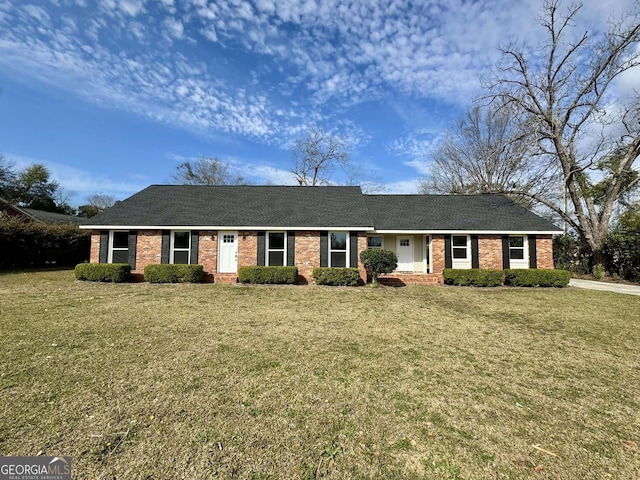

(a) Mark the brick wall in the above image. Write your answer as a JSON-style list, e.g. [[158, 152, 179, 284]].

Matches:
[[89, 230, 556, 283], [135, 230, 162, 272], [431, 235, 446, 274], [198, 231, 217, 274], [479, 236, 503, 269], [238, 231, 258, 268], [356, 232, 367, 283], [536, 235, 554, 269], [90, 231, 100, 263], [294, 230, 320, 283]]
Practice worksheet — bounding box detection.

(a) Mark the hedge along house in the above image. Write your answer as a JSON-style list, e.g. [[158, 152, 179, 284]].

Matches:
[[80, 185, 562, 284]]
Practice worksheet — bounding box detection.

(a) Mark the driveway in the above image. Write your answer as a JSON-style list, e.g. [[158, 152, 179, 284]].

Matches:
[[569, 278, 640, 296]]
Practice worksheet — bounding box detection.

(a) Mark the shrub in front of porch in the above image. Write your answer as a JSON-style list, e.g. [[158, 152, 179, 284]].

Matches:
[[443, 269, 505, 287], [312, 267, 360, 286], [143, 264, 204, 283], [360, 249, 398, 284], [238, 266, 298, 284]]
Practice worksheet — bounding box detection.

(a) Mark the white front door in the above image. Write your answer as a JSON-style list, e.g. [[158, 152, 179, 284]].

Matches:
[[396, 236, 413, 271], [218, 231, 238, 273]]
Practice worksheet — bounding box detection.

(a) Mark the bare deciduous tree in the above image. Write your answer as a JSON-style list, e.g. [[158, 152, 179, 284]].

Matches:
[[291, 128, 349, 186], [484, 0, 640, 261], [419, 103, 556, 201], [87, 193, 115, 210], [78, 193, 116, 217], [173, 156, 245, 185]]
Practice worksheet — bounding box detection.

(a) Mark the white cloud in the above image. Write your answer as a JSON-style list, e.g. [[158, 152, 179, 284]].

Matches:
[[163, 17, 184, 40], [381, 179, 422, 194], [0, 0, 637, 151]]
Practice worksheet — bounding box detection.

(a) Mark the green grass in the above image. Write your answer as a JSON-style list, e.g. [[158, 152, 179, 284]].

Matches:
[[1, 270, 639, 479]]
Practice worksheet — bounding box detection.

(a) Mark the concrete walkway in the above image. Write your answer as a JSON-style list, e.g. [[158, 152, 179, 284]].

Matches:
[[569, 278, 640, 296]]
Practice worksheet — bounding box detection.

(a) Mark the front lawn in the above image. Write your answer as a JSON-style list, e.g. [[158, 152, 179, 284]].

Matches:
[[1, 270, 638, 479]]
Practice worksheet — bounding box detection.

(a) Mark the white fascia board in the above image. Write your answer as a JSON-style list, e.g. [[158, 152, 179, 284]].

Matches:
[[373, 229, 563, 235], [80, 225, 376, 232]]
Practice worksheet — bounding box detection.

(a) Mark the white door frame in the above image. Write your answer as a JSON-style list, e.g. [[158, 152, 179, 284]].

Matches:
[[423, 235, 431, 273], [396, 235, 414, 272], [218, 231, 238, 273]]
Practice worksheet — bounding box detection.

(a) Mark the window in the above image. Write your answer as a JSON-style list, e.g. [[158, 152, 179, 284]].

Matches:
[[267, 232, 286, 266], [109, 231, 129, 263], [367, 236, 383, 249], [509, 236, 525, 260], [171, 231, 190, 264], [451, 235, 471, 269], [452, 235, 468, 259], [329, 232, 348, 267], [509, 236, 529, 268]]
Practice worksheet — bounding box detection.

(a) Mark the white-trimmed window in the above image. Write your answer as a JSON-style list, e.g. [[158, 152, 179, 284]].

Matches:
[[509, 236, 529, 269], [109, 231, 129, 263], [367, 235, 383, 249], [171, 231, 190, 264], [451, 235, 471, 269], [266, 231, 286, 266], [329, 232, 349, 267]]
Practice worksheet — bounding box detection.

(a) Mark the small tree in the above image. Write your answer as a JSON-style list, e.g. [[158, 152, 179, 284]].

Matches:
[[360, 249, 398, 284]]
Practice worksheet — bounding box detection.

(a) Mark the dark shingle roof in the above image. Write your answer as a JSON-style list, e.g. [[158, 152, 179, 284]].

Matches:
[[83, 186, 560, 232], [20, 208, 84, 225], [364, 194, 559, 232], [83, 185, 374, 228]]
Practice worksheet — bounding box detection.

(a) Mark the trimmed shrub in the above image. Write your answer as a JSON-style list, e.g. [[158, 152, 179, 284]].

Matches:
[[74, 263, 131, 283], [443, 269, 505, 287], [504, 269, 570, 287], [143, 264, 204, 283], [312, 267, 360, 286], [359, 249, 398, 284], [238, 266, 298, 284]]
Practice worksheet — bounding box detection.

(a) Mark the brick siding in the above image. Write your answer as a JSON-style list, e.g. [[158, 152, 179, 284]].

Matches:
[[479, 236, 503, 269], [87, 230, 557, 284], [536, 235, 554, 269], [89, 231, 100, 263], [294, 230, 320, 284], [135, 230, 162, 272]]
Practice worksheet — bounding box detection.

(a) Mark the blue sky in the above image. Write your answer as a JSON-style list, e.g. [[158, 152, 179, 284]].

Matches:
[[0, 0, 634, 206]]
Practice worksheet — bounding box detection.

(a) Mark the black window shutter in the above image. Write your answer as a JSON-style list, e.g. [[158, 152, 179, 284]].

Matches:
[[320, 231, 328, 267], [471, 235, 479, 269], [349, 232, 358, 268], [444, 235, 452, 269], [99, 230, 109, 263], [502, 235, 510, 269], [190, 231, 199, 264], [528, 234, 537, 269], [161, 231, 170, 264], [287, 231, 295, 266], [128, 231, 137, 269], [257, 231, 265, 266]]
